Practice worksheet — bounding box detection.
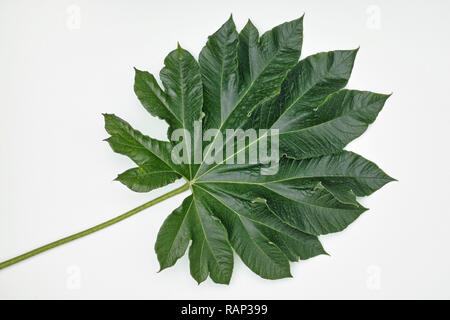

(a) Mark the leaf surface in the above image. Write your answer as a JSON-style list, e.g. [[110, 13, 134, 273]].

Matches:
[[155, 195, 234, 284], [105, 16, 394, 284]]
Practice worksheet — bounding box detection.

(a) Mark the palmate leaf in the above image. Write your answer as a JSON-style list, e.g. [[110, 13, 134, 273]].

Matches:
[[104, 15, 394, 284]]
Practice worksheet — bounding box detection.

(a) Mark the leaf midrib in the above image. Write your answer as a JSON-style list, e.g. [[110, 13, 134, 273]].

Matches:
[[197, 174, 389, 185], [176, 51, 193, 180], [192, 196, 230, 277], [160, 198, 193, 267]]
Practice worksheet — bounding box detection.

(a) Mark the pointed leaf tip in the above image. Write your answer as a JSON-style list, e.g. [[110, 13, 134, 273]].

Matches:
[[245, 18, 256, 29]]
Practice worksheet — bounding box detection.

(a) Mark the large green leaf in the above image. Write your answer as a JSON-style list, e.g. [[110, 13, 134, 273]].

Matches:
[[105, 16, 394, 284]]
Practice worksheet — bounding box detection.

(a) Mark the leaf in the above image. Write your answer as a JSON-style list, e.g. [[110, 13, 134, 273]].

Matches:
[[134, 68, 181, 136], [104, 113, 186, 182], [159, 44, 203, 137], [115, 164, 180, 193], [105, 16, 394, 284], [199, 16, 239, 132], [195, 16, 303, 177], [155, 195, 233, 284], [276, 88, 391, 158], [199, 151, 394, 198]]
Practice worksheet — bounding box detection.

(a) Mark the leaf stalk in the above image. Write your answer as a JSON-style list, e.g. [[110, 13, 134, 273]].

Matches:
[[0, 183, 190, 271]]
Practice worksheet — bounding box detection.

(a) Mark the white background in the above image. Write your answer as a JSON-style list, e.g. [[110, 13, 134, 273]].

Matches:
[[1, 0, 449, 299]]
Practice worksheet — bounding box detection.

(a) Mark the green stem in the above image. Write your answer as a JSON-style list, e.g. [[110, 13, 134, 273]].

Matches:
[[0, 183, 190, 271]]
